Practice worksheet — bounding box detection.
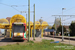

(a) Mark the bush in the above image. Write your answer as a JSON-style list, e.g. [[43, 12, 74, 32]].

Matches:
[[51, 27, 55, 29], [69, 23, 75, 36], [57, 25, 66, 35]]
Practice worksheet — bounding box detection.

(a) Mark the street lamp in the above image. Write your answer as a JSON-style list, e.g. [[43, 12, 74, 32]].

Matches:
[[62, 8, 66, 41]]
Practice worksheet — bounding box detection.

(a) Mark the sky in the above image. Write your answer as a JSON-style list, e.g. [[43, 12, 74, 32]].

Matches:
[[0, 0, 75, 26]]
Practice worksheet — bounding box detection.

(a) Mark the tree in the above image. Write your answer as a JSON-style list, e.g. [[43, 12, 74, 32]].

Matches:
[[51, 27, 55, 29], [39, 18, 43, 24], [47, 25, 52, 29], [53, 24, 55, 28], [53, 18, 61, 30], [69, 23, 75, 36], [54, 18, 61, 26], [57, 25, 66, 35]]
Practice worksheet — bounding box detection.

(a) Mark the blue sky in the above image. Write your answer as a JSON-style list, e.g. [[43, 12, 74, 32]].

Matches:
[[0, 0, 75, 26]]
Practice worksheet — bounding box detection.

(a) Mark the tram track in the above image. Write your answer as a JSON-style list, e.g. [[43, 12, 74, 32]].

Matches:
[[44, 35, 75, 41]]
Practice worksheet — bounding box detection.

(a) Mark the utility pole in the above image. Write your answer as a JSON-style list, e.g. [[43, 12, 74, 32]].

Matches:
[[55, 17, 56, 36], [26, 14, 27, 37], [62, 8, 66, 41], [28, 0, 30, 42], [40, 17, 43, 38], [62, 8, 64, 41], [33, 4, 35, 40]]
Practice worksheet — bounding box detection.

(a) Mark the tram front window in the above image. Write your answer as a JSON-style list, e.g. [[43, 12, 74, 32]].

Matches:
[[13, 26, 25, 33]]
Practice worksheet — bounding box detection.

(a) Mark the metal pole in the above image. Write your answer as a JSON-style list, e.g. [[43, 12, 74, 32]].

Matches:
[[55, 17, 56, 36], [26, 14, 27, 37], [62, 9, 64, 41], [33, 4, 35, 40], [31, 28, 32, 37], [42, 28, 43, 37], [68, 33, 70, 45], [40, 17, 42, 38], [28, 0, 30, 42]]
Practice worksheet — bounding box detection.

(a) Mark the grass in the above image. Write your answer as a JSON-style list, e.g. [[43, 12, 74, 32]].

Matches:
[[0, 39, 75, 50], [70, 36, 75, 37]]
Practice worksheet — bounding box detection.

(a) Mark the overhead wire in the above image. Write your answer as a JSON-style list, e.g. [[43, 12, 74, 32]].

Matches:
[[35, 5, 75, 26], [0, 3, 28, 13], [11, 6, 20, 12], [0, 3, 20, 12], [63, 17, 75, 21], [0, 3, 10, 7], [50, 7, 75, 25], [57, 6, 75, 15]]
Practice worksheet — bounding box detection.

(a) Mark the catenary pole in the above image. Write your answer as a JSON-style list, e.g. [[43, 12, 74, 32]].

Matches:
[[26, 14, 27, 37], [33, 4, 35, 40], [55, 17, 56, 36], [28, 0, 30, 42]]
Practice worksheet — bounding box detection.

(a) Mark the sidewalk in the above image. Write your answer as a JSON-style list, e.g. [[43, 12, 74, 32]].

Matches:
[[45, 35, 75, 40], [30, 37, 75, 46], [54, 35, 75, 39]]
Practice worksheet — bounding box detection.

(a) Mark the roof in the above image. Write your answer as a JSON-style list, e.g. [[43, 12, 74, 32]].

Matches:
[[44, 29, 55, 32], [64, 26, 69, 29], [56, 25, 69, 29], [6, 17, 11, 23]]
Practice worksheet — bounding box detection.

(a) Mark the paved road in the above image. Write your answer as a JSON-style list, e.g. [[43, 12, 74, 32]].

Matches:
[[0, 34, 27, 46]]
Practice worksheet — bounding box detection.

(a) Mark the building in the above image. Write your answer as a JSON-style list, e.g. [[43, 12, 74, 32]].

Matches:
[[6, 17, 11, 23], [44, 29, 55, 36]]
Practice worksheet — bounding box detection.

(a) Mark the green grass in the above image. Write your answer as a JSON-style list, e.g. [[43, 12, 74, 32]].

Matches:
[[70, 36, 75, 37], [0, 39, 75, 50]]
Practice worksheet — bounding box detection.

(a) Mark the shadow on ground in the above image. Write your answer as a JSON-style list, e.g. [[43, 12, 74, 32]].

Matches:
[[0, 38, 25, 42]]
